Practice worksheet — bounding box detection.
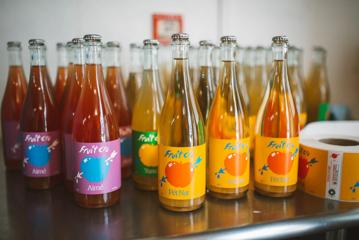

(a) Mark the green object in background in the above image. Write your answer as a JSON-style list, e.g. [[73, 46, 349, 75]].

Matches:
[[318, 103, 330, 121]]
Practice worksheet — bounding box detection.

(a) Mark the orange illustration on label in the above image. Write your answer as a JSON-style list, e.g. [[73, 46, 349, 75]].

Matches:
[[158, 144, 206, 200], [209, 138, 250, 188], [255, 136, 299, 187]]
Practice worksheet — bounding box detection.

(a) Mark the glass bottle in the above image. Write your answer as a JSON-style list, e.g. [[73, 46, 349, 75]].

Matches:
[[189, 45, 199, 90], [1, 41, 27, 170], [126, 43, 142, 110], [235, 46, 250, 110], [72, 34, 121, 208], [207, 36, 250, 199], [132, 39, 164, 190], [54, 42, 68, 106], [158, 33, 206, 212], [212, 45, 221, 87], [265, 46, 273, 77], [305, 46, 330, 122], [61, 38, 85, 191], [20, 39, 61, 189], [104, 41, 132, 179], [288, 46, 307, 129], [61, 41, 74, 109], [254, 36, 299, 197], [195, 40, 215, 123]]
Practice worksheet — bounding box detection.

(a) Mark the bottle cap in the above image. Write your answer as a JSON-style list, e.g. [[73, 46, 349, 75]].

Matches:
[[220, 36, 237, 44], [7, 41, 22, 49], [171, 33, 189, 42], [130, 43, 142, 49], [255, 46, 265, 50], [106, 41, 121, 48], [83, 34, 102, 42], [199, 40, 214, 47], [72, 38, 85, 45], [28, 39, 45, 46], [272, 36, 288, 44], [313, 46, 326, 53], [143, 39, 159, 47], [56, 42, 66, 49]]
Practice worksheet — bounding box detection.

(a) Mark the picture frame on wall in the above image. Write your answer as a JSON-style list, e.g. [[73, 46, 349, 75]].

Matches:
[[152, 14, 183, 45]]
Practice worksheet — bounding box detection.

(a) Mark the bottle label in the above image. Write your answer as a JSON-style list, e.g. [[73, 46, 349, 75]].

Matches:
[[73, 139, 121, 195], [23, 131, 61, 177], [3, 121, 22, 160], [158, 144, 206, 200], [63, 133, 73, 180], [318, 103, 330, 121], [300, 113, 307, 129], [133, 130, 158, 176], [120, 126, 132, 169], [209, 138, 250, 188], [249, 115, 256, 151], [254, 136, 299, 186]]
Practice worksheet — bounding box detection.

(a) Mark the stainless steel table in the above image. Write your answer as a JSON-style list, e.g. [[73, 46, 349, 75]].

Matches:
[[0, 165, 359, 239]]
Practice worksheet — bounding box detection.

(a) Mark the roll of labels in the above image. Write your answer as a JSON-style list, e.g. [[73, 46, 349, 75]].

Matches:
[[299, 121, 359, 202]]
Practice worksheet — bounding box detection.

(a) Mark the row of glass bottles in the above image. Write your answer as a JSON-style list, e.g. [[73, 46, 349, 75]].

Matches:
[[1, 34, 330, 211]]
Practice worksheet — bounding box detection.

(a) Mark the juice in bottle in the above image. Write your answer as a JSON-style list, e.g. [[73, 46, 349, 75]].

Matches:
[[104, 41, 132, 179], [132, 39, 164, 190], [288, 46, 307, 129], [72, 34, 121, 208], [20, 39, 61, 189], [208, 36, 250, 199], [235, 46, 250, 110], [126, 43, 142, 110], [159, 33, 206, 212], [195, 40, 215, 123], [1, 41, 27, 170], [254, 36, 299, 197], [61, 38, 85, 191], [54, 42, 69, 106], [305, 46, 330, 122]]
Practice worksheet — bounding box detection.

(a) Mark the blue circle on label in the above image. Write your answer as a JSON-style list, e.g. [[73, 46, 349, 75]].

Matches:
[[80, 157, 110, 183], [27, 145, 50, 167]]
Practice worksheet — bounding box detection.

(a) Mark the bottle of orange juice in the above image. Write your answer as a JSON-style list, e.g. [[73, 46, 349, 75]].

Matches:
[[207, 36, 250, 199], [132, 39, 164, 191], [254, 36, 299, 197], [195, 40, 215, 123], [158, 33, 206, 212], [288, 46, 307, 129], [126, 43, 142, 110], [305, 46, 330, 122]]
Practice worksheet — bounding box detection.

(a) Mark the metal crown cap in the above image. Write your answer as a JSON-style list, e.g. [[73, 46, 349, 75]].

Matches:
[[72, 38, 85, 45], [199, 40, 213, 47], [143, 39, 159, 47], [7, 41, 21, 49], [272, 36, 289, 44], [171, 33, 189, 41], [56, 42, 66, 49], [83, 34, 102, 42], [106, 41, 121, 48], [28, 39, 45, 46], [220, 36, 237, 44], [313, 46, 326, 53], [130, 43, 141, 49]]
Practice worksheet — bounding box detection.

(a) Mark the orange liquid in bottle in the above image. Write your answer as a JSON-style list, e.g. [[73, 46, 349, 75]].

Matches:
[[208, 36, 250, 199], [72, 34, 120, 208], [20, 39, 61, 189], [54, 42, 69, 106], [104, 41, 132, 179], [1, 42, 27, 170], [254, 36, 299, 197], [61, 38, 85, 191], [126, 43, 142, 110]]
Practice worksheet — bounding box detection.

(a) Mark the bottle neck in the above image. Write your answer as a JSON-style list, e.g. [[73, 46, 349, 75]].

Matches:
[[313, 51, 326, 65], [143, 47, 159, 70], [85, 44, 102, 65], [7, 48, 22, 66], [272, 43, 288, 61], [271, 43, 290, 92], [30, 47, 47, 66], [73, 47, 85, 65], [57, 47, 68, 67], [219, 43, 237, 88], [130, 48, 142, 72], [255, 49, 267, 66], [287, 49, 298, 66], [106, 48, 121, 67], [170, 43, 191, 93], [198, 47, 212, 67]]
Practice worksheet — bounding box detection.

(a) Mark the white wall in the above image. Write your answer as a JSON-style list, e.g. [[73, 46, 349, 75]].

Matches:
[[0, 0, 358, 118]]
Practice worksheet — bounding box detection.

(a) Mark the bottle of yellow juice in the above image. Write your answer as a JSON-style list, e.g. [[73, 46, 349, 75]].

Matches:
[[254, 36, 300, 197], [158, 33, 206, 212], [207, 36, 250, 199], [132, 39, 164, 190]]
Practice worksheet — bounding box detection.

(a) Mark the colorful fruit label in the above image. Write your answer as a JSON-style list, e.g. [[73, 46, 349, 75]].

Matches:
[[133, 130, 158, 176], [23, 131, 61, 177], [317, 103, 330, 121], [158, 144, 206, 200], [73, 139, 121, 195], [249, 115, 256, 151], [209, 138, 250, 188], [255, 136, 299, 187], [299, 144, 359, 202], [3, 121, 22, 160], [120, 126, 132, 169], [300, 113, 307, 129], [63, 133, 73, 180]]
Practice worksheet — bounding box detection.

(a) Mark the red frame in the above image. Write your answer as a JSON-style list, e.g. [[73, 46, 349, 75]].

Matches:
[[153, 14, 183, 45]]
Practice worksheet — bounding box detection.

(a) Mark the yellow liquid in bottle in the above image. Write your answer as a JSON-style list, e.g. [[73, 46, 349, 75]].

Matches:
[[255, 59, 299, 197], [132, 69, 163, 190], [126, 72, 141, 110], [207, 61, 250, 199], [159, 59, 206, 212], [196, 66, 215, 123]]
